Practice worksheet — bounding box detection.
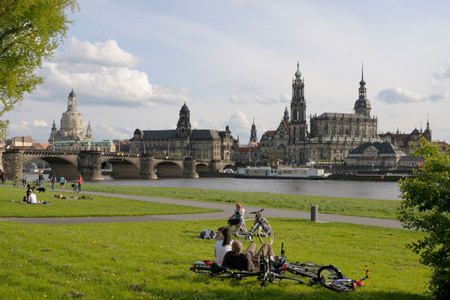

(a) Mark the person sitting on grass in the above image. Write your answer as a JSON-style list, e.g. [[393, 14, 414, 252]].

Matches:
[[228, 202, 245, 227], [27, 189, 41, 204], [215, 227, 233, 266], [222, 240, 275, 271]]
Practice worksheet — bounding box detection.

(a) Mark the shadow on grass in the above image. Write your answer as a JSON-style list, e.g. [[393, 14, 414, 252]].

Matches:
[[140, 285, 430, 300]]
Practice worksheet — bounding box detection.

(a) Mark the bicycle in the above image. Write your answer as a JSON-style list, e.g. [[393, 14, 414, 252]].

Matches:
[[273, 243, 323, 279], [229, 208, 274, 244], [190, 250, 304, 287], [317, 265, 370, 292]]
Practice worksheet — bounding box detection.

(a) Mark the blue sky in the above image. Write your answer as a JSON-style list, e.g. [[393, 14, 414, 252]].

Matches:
[[6, 0, 450, 144]]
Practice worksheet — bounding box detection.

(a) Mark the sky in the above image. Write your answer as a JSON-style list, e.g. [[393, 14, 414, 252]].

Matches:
[[5, 0, 450, 144]]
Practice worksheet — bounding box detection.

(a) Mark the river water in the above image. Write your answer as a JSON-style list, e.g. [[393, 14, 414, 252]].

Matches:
[[90, 177, 401, 201], [27, 173, 400, 200]]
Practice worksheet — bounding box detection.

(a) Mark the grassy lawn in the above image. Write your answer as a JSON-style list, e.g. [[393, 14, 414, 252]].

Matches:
[[0, 186, 218, 218], [79, 184, 401, 220], [0, 218, 429, 300]]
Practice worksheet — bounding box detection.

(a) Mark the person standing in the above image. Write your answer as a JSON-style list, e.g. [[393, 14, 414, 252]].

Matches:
[[22, 174, 28, 187], [1, 171, 5, 184], [13, 175, 19, 187], [51, 175, 56, 189], [60, 176, 65, 189], [38, 173, 44, 187], [77, 174, 83, 192]]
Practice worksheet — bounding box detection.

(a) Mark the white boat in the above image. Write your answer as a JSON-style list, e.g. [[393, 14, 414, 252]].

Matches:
[[234, 166, 331, 180]]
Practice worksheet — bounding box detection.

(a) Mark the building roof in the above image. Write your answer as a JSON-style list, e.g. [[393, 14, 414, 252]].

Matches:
[[140, 129, 221, 141], [348, 141, 405, 156], [313, 112, 368, 120]]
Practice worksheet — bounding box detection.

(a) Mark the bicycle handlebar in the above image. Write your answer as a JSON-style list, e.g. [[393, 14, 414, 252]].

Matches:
[[249, 208, 265, 215]]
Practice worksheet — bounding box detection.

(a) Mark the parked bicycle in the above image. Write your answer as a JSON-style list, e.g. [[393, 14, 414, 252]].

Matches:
[[229, 208, 274, 244], [190, 249, 304, 287], [317, 265, 370, 292]]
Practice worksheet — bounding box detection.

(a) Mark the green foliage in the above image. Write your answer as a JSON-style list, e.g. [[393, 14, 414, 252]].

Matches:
[[399, 139, 450, 299], [0, 219, 430, 299], [0, 186, 217, 217], [0, 0, 78, 137], [82, 184, 401, 219]]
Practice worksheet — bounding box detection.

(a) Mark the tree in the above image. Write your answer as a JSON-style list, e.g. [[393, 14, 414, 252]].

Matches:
[[0, 0, 78, 138], [399, 138, 450, 299]]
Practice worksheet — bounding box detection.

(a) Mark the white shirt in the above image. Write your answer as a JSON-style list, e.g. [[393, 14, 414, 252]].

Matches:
[[215, 240, 232, 265], [28, 194, 37, 204]]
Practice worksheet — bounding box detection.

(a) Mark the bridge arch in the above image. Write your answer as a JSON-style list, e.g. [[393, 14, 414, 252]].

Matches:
[[100, 157, 140, 178], [155, 161, 183, 178]]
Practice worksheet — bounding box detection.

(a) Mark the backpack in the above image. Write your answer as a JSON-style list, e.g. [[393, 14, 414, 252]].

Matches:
[[199, 229, 217, 240]]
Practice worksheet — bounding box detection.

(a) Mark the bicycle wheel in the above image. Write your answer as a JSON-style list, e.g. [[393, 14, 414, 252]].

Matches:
[[257, 225, 274, 244], [317, 265, 353, 292], [231, 225, 251, 243]]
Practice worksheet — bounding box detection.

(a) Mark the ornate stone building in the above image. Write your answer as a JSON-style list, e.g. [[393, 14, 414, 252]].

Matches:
[[260, 62, 380, 165], [47, 89, 115, 152], [130, 102, 238, 161], [345, 142, 406, 167], [379, 121, 432, 154], [49, 89, 93, 143]]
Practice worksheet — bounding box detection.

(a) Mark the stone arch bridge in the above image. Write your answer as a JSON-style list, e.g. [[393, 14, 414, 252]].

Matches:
[[1, 149, 235, 181]]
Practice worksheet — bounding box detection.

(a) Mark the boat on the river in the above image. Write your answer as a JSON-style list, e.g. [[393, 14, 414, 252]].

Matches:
[[234, 166, 331, 180]]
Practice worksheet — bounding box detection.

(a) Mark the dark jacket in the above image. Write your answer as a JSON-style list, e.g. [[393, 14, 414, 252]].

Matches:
[[222, 250, 256, 271]]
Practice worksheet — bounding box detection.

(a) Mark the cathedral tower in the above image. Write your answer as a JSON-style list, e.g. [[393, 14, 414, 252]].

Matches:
[[354, 60, 372, 118], [177, 102, 191, 138], [250, 118, 257, 143], [289, 61, 307, 142]]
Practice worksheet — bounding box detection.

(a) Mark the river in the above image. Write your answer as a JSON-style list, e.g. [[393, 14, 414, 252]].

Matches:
[[26, 173, 400, 200], [91, 177, 401, 200]]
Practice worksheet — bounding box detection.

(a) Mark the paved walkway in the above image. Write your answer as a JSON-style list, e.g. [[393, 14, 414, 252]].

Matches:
[[1, 190, 404, 229]]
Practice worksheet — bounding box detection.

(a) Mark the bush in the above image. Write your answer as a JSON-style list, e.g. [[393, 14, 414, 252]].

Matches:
[[399, 139, 450, 299]]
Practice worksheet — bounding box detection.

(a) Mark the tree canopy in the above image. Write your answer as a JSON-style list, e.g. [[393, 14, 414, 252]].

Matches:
[[399, 139, 450, 299], [0, 0, 78, 138]]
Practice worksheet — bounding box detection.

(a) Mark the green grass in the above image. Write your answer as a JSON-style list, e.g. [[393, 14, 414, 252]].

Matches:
[[0, 219, 429, 300], [81, 184, 401, 219], [0, 186, 218, 218]]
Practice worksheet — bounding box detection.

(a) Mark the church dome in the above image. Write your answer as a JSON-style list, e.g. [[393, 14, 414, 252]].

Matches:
[[354, 98, 371, 109], [69, 89, 76, 98], [180, 102, 190, 113]]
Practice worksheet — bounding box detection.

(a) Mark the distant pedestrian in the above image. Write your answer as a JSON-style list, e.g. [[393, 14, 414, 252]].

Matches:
[[22, 174, 28, 187], [51, 175, 56, 189], [13, 175, 19, 188], [77, 174, 83, 192], [60, 176, 65, 189], [38, 173, 44, 187], [1, 171, 5, 184]]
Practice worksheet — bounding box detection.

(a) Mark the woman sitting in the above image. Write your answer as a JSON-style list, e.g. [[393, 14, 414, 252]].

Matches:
[[214, 227, 233, 266]]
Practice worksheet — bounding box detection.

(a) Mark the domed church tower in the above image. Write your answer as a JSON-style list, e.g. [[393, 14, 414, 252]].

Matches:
[[177, 102, 191, 138], [48, 89, 93, 142], [354, 60, 372, 118]]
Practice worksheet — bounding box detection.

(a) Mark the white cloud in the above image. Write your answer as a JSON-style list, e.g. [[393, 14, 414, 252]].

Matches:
[[228, 95, 243, 104], [376, 87, 426, 104], [56, 37, 140, 68], [226, 111, 251, 136], [204, 80, 217, 88], [94, 123, 129, 140], [28, 37, 190, 108], [32, 120, 48, 127]]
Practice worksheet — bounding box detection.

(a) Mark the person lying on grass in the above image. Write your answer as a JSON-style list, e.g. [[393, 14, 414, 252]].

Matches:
[[222, 240, 275, 271]]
